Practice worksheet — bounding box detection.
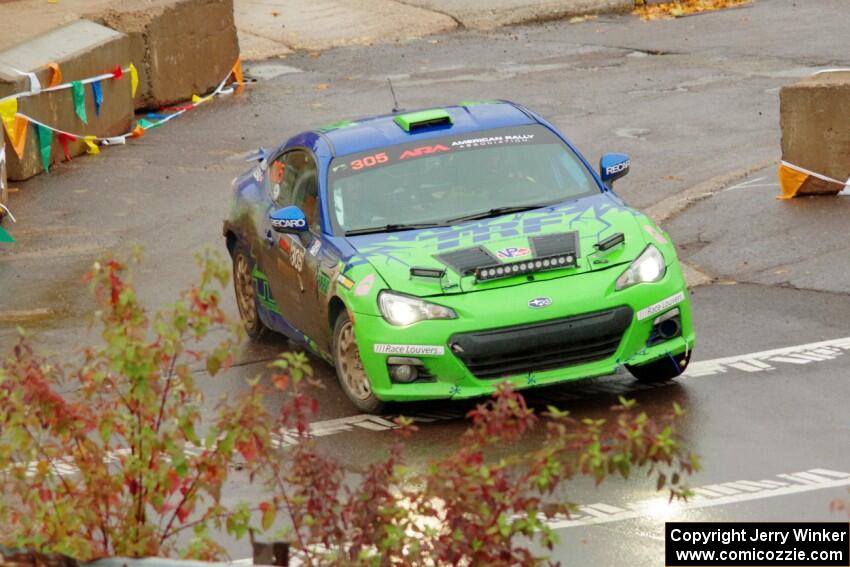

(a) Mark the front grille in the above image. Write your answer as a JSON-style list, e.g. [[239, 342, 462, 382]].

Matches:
[[449, 306, 632, 379]]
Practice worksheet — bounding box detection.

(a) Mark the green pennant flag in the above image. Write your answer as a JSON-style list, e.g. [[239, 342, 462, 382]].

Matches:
[[71, 80, 87, 124], [36, 124, 53, 173], [0, 225, 14, 243]]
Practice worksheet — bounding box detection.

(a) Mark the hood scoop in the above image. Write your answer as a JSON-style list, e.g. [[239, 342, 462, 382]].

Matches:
[[529, 231, 579, 258], [434, 246, 498, 276]]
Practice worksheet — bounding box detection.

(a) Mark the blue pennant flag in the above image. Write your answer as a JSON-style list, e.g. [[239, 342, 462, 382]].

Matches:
[[91, 80, 103, 116]]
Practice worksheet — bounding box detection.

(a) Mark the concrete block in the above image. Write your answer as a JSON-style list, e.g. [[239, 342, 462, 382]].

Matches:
[[0, 20, 133, 181], [780, 71, 850, 194], [93, 0, 240, 110]]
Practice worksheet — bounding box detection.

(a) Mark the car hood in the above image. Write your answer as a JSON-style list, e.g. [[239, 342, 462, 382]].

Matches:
[[344, 193, 653, 297]]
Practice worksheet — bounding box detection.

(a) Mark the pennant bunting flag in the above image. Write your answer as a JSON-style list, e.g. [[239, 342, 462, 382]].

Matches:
[[778, 161, 849, 199], [112, 65, 123, 80], [36, 124, 53, 172], [47, 63, 62, 87], [11, 115, 28, 159], [128, 63, 139, 97], [58, 132, 76, 161], [0, 98, 18, 144], [129, 125, 145, 138], [91, 80, 103, 116], [71, 80, 87, 124], [12, 68, 42, 95], [83, 136, 100, 155], [102, 136, 127, 146], [0, 225, 14, 243], [232, 58, 244, 93]]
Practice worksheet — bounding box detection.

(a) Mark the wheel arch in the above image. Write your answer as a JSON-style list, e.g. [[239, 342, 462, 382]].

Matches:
[[328, 296, 347, 334]]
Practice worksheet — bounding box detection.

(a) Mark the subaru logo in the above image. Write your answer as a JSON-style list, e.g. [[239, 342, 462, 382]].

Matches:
[[528, 297, 552, 309]]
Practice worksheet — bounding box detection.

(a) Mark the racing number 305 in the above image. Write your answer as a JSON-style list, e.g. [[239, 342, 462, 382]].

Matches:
[[351, 152, 388, 170]]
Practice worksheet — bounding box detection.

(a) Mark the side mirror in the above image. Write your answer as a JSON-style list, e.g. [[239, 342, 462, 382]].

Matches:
[[270, 206, 308, 233], [600, 153, 631, 188]]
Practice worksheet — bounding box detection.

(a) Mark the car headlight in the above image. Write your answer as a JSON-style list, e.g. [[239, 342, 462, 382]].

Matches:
[[616, 245, 666, 290], [378, 291, 457, 326]]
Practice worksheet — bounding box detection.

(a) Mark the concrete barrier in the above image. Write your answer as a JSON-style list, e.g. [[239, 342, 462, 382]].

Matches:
[[780, 71, 850, 196], [0, 20, 133, 181], [93, 0, 240, 110]]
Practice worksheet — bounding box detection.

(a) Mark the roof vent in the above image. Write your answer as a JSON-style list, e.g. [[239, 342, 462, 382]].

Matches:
[[394, 109, 453, 132]]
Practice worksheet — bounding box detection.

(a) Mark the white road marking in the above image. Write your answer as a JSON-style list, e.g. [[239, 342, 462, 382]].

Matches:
[[29, 337, 850, 476], [280, 335, 850, 443], [546, 469, 850, 530]]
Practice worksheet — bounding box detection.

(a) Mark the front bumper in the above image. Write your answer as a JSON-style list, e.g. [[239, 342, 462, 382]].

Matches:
[[353, 261, 695, 402]]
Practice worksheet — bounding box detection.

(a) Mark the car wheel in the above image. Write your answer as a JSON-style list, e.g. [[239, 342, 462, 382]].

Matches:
[[333, 312, 385, 414], [626, 350, 691, 383], [232, 242, 266, 340]]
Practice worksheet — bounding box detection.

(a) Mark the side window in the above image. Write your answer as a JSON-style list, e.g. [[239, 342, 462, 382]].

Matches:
[[271, 150, 321, 233]]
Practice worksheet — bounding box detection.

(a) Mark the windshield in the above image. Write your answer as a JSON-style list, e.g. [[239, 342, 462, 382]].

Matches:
[[328, 125, 599, 234]]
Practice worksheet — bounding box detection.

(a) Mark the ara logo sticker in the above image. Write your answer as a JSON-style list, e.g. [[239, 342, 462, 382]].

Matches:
[[317, 271, 331, 294], [354, 273, 376, 296], [496, 246, 531, 259], [399, 145, 450, 160], [527, 297, 552, 309]]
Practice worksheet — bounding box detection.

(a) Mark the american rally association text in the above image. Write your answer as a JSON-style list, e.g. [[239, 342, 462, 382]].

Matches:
[[669, 527, 848, 547]]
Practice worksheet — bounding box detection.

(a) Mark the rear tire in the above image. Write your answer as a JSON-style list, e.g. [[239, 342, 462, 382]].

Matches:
[[232, 242, 266, 340], [332, 312, 385, 414], [626, 350, 691, 383]]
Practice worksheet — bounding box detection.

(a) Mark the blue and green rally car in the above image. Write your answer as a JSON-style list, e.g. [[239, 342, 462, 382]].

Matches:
[[223, 101, 695, 412]]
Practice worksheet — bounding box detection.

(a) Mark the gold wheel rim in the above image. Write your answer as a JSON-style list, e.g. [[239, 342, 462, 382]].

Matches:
[[234, 254, 258, 330], [336, 321, 372, 401]]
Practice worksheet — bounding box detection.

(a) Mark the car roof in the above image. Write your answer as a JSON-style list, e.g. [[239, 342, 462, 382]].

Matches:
[[311, 101, 540, 157]]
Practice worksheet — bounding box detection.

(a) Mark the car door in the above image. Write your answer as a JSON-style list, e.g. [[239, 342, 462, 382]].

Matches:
[[264, 149, 326, 345]]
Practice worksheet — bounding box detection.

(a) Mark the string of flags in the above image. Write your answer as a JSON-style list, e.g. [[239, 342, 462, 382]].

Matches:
[[0, 58, 244, 174]]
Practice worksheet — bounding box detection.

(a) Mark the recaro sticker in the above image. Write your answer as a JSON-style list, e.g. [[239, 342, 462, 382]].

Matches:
[[374, 344, 445, 356], [636, 291, 685, 321]]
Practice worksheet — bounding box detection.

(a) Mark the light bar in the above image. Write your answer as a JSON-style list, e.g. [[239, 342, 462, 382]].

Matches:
[[474, 253, 577, 281]]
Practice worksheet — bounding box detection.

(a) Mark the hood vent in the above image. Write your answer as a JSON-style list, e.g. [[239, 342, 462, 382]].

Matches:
[[529, 231, 579, 259], [434, 246, 498, 276]]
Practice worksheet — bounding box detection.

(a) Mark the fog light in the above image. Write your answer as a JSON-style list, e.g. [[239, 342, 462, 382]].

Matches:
[[389, 364, 418, 383]]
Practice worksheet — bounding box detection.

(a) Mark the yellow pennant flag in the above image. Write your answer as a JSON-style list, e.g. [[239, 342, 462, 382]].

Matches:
[[83, 135, 100, 155], [192, 94, 210, 105], [777, 163, 809, 200], [0, 98, 18, 144], [128, 63, 139, 97], [11, 115, 28, 159]]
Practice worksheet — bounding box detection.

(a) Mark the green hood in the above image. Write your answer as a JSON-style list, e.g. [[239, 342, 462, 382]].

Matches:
[[345, 194, 655, 297]]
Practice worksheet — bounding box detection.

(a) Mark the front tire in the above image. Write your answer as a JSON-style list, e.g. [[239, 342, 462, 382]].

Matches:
[[232, 242, 266, 340], [626, 350, 691, 383], [333, 312, 385, 414]]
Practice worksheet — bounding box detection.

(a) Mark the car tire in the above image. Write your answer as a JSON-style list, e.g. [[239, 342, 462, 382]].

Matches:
[[626, 350, 691, 383], [232, 242, 266, 340], [332, 312, 386, 414]]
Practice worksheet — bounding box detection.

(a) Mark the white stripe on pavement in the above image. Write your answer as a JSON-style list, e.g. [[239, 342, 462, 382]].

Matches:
[[546, 469, 850, 530]]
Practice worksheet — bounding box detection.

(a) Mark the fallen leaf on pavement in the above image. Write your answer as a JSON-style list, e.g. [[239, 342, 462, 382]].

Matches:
[[634, 0, 752, 21]]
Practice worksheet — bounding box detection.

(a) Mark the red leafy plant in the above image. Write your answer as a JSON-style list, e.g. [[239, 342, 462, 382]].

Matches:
[[0, 254, 698, 565], [260, 373, 698, 566], [0, 253, 276, 560]]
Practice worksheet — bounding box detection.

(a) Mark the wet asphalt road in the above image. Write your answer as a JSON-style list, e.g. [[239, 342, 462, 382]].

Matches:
[[2, 0, 850, 563]]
